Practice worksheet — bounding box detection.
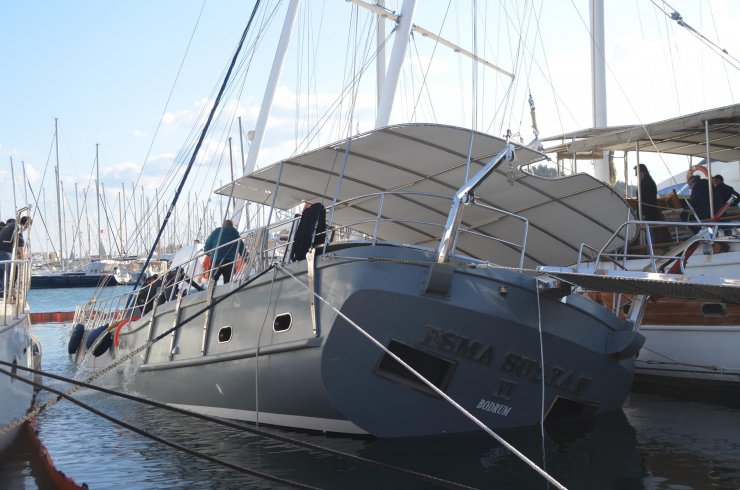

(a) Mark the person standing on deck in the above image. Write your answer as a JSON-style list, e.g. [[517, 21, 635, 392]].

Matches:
[[204, 219, 245, 284], [0, 216, 32, 297], [712, 174, 740, 213], [636, 164, 660, 222]]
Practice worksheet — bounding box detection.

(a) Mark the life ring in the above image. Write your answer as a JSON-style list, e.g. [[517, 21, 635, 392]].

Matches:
[[688, 165, 708, 177], [113, 317, 139, 348]]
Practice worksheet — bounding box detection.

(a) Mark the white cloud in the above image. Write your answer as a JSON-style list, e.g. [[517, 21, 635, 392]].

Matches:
[[132, 129, 146, 138]]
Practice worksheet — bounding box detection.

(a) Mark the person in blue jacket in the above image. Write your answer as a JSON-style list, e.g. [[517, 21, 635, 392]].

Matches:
[[204, 219, 245, 284]]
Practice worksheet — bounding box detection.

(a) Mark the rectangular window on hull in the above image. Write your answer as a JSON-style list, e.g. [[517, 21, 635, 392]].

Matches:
[[375, 339, 456, 396]]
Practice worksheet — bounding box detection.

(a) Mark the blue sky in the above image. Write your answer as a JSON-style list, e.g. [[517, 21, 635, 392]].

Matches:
[[1, 0, 739, 255]]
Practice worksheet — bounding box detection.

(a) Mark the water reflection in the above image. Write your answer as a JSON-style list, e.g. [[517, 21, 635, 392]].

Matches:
[[3, 323, 739, 489]]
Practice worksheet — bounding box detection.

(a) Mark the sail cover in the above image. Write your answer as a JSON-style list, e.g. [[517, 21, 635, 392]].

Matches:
[[217, 124, 635, 269]]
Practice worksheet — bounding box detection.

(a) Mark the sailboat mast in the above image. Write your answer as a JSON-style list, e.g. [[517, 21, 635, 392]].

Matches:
[[118, 189, 123, 257], [54, 118, 65, 271], [75, 182, 82, 259], [10, 157, 18, 211], [376, 1, 386, 110], [375, 0, 417, 128], [233, 0, 301, 229], [96, 144, 102, 258], [21, 161, 29, 206], [590, 0, 609, 183], [61, 181, 68, 260]]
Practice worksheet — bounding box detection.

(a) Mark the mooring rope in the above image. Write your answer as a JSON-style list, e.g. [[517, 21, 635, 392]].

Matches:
[[0, 366, 317, 490], [0, 360, 474, 490], [276, 264, 568, 490]]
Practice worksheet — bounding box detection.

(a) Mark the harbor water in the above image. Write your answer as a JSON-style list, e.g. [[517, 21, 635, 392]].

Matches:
[[1, 287, 739, 489]]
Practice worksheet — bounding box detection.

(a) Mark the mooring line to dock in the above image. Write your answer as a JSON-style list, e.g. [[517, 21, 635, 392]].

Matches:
[[276, 264, 568, 490], [0, 360, 476, 490], [0, 366, 318, 490]]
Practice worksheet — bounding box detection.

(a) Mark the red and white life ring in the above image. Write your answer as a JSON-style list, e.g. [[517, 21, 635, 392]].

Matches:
[[688, 164, 708, 177]]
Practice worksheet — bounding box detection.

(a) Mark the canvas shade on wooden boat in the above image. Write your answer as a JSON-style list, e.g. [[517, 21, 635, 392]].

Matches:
[[218, 124, 636, 269], [544, 103, 740, 162]]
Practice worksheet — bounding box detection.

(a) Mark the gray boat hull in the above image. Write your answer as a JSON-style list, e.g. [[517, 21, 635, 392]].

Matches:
[[108, 245, 640, 437]]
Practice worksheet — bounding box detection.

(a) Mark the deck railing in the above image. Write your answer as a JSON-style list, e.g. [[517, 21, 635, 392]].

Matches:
[[73, 190, 530, 326], [573, 218, 740, 274], [1, 258, 31, 326]]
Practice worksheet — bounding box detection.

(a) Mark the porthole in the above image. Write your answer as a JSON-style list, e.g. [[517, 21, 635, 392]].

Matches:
[[701, 303, 726, 317], [218, 326, 233, 343], [273, 313, 292, 332]]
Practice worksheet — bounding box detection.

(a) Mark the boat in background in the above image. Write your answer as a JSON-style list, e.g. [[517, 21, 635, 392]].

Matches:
[[0, 207, 37, 453], [30, 258, 167, 289], [542, 104, 740, 400]]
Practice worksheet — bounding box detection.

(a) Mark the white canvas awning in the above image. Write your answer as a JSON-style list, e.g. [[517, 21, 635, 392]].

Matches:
[[544, 104, 740, 162], [218, 124, 635, 268]]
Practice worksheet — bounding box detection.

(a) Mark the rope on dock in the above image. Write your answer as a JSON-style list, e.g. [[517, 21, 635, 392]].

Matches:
[[0, 360, 475, 490]]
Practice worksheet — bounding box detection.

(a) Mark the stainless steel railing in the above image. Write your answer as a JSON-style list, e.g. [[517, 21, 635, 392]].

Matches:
[[73, 189, 531, 326]]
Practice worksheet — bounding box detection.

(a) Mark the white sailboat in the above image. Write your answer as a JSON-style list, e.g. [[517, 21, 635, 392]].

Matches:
[[0, 206, 36, 452]]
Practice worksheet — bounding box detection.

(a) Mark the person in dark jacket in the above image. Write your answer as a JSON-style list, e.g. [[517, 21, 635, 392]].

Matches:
[[636, 164, 660, 222], [685, 175, 712, 221], [712, 174, 740, 212], [0, 216, 32, 296], [204, 219, 245, 284]]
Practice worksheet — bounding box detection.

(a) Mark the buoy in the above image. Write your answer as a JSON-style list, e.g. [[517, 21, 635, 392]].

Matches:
[[67, 324, 85, 355]]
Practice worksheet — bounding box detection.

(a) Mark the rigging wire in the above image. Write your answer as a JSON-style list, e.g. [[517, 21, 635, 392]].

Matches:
[[408, 0, 452, 123], [0, 367, 317, 490], [650, 0, 740, 72], [0, 361, 475, 490], [707, 2, 735, 102], [131, 0, 264, 293]]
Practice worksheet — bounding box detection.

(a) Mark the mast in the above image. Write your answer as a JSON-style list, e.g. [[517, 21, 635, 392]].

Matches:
[[118, 189, 123, 257], [234, 116, 248, 228], [54, 118, 65, 271], [375, 0, 417, 128], [233, 0, 301, 228], [74, 182, 81, 259], [376, 0, 386, 110], [10, 157, 18, 212], [21, 161, 29, 206], [96, 144, 103, 258], [121, 183, 127, 256], [61, 181, 69, 260], [590, 0, 610, 183]]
